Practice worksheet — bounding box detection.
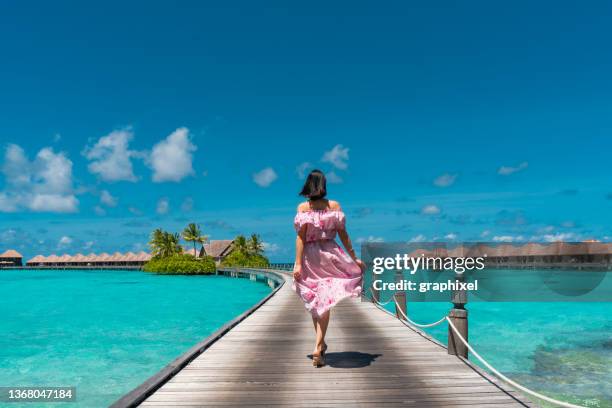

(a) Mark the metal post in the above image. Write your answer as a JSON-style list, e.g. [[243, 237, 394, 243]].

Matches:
[[370, 268, 380, 304], [394, 270, 407, 320], [448, 271, 468, 358]]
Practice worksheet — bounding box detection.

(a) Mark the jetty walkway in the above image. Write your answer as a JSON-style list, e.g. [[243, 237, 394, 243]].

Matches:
[[111, 268, 543, 407]]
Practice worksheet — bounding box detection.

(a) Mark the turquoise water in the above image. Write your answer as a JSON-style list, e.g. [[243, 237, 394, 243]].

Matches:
[[0, 269, 272, 407], [383, 300, 611, 407]]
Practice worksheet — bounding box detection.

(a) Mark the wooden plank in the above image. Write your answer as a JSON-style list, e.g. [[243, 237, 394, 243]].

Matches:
[[124, 270, 535, 407]]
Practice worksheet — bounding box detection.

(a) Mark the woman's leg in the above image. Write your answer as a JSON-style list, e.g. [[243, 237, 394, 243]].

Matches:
[[312, 315, 320, 355], [314, 310, 330, 354]]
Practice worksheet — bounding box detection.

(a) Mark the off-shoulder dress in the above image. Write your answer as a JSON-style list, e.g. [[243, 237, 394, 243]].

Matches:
[[292, 210, 363, 317]]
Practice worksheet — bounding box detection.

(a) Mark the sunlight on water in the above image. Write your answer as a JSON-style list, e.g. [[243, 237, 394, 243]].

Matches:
[[0, 269, 271, 407]]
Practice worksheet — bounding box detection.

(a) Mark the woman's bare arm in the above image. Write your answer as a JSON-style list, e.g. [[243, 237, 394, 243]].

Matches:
[[293, 228, 306, 279], [332, 201, 365, 270], [338, 229, 357, 261]]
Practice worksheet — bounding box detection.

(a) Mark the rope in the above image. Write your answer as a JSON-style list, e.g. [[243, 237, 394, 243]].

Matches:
[[368, 287, 447, 327], [371, 286, 586, 408], [367, 287, 394, 305], [393, 297, 447, 328], [445, 317, 586, 408]]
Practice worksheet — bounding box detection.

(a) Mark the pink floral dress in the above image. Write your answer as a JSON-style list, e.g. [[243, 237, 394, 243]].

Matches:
[[292, 210, 363, 317]]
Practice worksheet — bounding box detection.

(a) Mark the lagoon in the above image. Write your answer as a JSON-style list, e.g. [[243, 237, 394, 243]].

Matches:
[[0, 269, 271, 407], [383, 296, 612, 406]]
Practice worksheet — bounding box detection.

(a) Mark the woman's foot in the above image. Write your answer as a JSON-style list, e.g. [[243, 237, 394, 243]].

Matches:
[[313, 342, 327, 357], [312, 343, 327, 367], [312, 352, 325, 367]]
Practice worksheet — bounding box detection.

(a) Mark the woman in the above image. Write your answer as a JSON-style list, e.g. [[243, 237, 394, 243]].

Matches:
[[292, 169, 364, 367]]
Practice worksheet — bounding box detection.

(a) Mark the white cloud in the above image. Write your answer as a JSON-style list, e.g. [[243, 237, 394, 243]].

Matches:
[[84, 128, 139, 182], [58, 235, 73, 248], [492, 235, 525, 243], [421, 204, 441, 215], [253, 167, 277, 187], [434, 173, 457, 187], [29, 194, 78, 213], [100, 190, 117, 207], [409, 234, 427, 243], [263, 242, 280, 253], [541, 232, 576, 242], [480, 230, 490, 238], [156, 197, 169, 215], [326, 171, 343, 184], [322, 144, 349, 170], [0, 193, 19, 212], [296, 162, 311, 179], [2, 144, 31, 187], [181, 197, 194, 212], [0, 144, 78, 213], [498, 161, 528, 176], [94, 205, 106, 216], [444, 233, 458, 240], [150, 127, 196, 182], [357, 236, 384, 244]]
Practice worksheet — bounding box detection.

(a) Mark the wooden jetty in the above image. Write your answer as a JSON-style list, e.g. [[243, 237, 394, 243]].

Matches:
[[113, 269, 534, 408]]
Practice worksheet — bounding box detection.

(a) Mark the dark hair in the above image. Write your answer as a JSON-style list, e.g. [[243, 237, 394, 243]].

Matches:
[[299, 169, 327, 200]]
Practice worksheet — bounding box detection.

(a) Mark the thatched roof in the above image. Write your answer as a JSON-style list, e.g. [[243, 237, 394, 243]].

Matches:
[[135, 251, 151, 261], [124, 252, 138, 261], [203, 240, 234, 258], [72, 254, 86, 262], [26, 255, 44, 263], [0, 249, 22, 258]]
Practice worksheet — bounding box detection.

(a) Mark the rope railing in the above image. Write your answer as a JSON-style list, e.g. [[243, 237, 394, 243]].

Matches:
[[367, 287, 586, 408], [393, 297, 447, 328], [366, 287, 394, 305], [445, 317, 585, 408], [368, 287, 446, 326]]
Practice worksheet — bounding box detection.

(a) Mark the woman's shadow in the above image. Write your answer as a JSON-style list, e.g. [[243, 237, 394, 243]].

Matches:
[[308, 351, 381, 368]]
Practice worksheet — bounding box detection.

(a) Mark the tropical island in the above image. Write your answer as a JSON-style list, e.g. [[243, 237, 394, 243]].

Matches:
[[143, 222, 270, 275]]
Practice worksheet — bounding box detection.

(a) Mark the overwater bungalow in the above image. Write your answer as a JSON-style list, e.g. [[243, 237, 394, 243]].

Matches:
[[179, 240, 235, 264], [402, 242, 612, 269], [25, 251, 153, 268], [0, 249, 23, 267]]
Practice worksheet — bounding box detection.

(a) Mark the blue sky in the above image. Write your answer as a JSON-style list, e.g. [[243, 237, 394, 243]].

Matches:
[[1, 1, 612, 261]]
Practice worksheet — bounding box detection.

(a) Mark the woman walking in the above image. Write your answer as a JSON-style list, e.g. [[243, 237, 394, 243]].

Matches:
[[292, 169, 364, 367]]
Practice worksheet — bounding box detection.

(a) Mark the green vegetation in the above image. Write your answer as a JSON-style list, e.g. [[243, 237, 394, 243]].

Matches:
[[145, 224, 270, 274], [143, 254, 216, 275], [146, 223, 215, 274], [221, 234, 269, 268], [182, 223, 208, 256], [149, 228, 183, 258]]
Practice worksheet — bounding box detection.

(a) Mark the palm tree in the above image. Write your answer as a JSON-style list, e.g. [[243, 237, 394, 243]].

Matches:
[[248, 234, 264, 256], [234, 235, 249, 254], [162, 232, 182, 257], [182, 223, 207, 257], [149, 229, 183, 258], [197, 234, 208, 256], [149, 228, 165, 258]]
